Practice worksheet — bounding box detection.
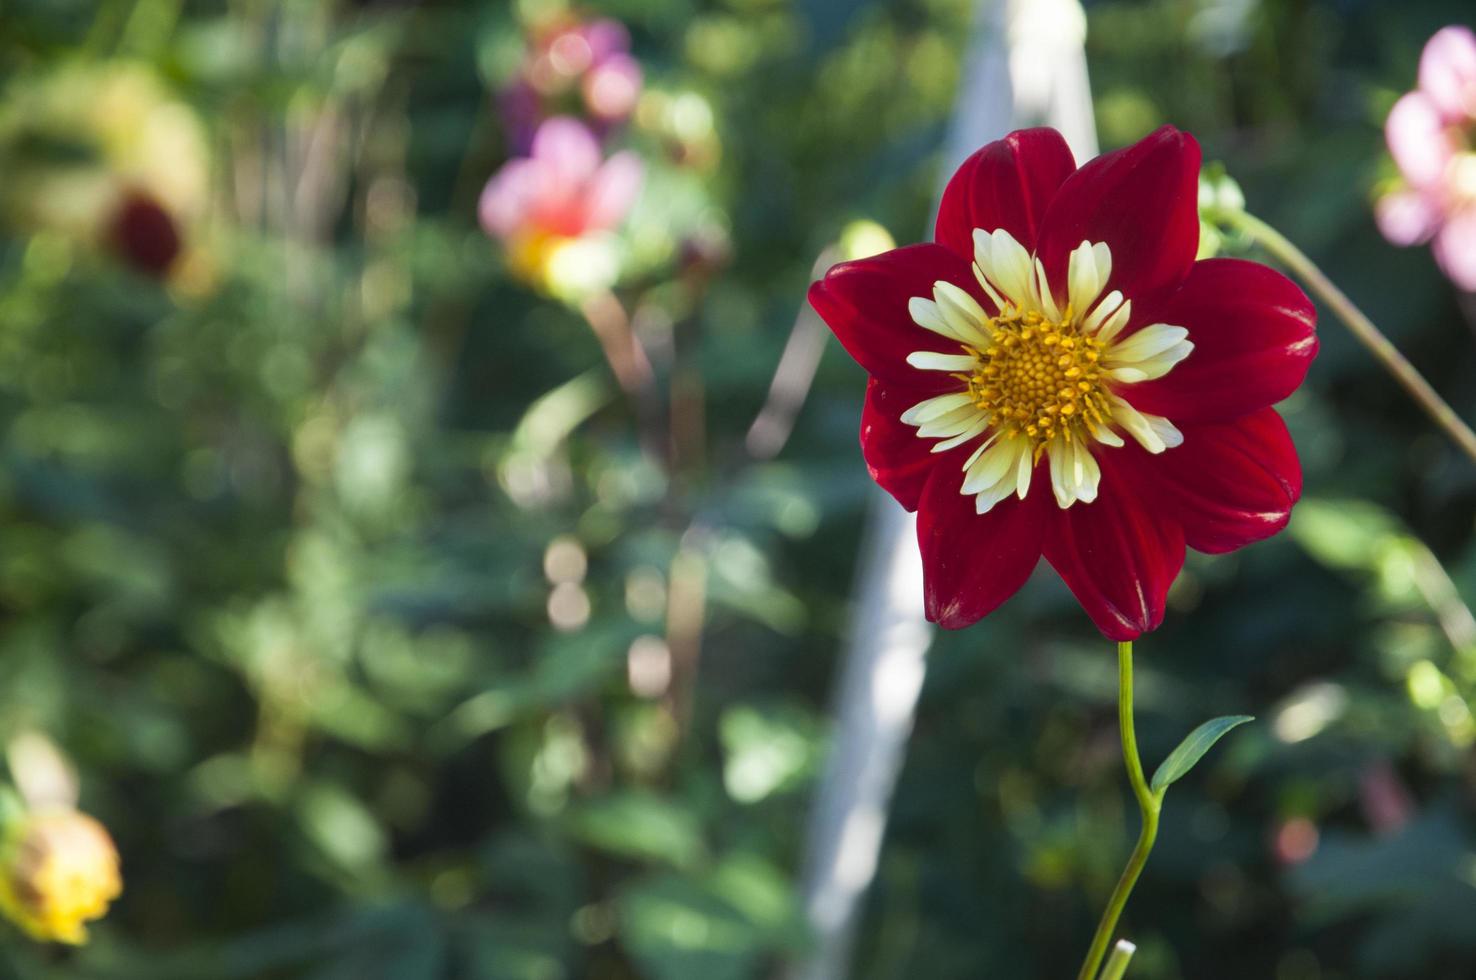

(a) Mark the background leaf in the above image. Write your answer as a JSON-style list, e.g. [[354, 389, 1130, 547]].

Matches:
[[0, 1, 1471, 978]]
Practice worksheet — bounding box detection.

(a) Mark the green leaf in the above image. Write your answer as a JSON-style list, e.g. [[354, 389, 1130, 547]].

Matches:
[[1150, 715, 1254, 794], [565, 792, 707, 869]]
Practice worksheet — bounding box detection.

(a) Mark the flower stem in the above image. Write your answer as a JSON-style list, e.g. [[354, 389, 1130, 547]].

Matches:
[[1218, 208, 1476, 467], [1076, 641, 1162, 980], [1100, 940, 1138, 980]]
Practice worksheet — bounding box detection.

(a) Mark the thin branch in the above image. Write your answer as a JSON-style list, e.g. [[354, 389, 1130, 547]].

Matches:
[[1218, 209, 1476, 467]]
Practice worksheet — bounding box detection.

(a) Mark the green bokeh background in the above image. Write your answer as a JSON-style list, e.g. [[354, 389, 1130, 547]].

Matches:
[[0, 0, 1474, 977]]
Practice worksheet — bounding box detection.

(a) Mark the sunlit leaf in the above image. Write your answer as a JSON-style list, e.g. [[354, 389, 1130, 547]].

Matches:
[[565, 793, 706, 869]]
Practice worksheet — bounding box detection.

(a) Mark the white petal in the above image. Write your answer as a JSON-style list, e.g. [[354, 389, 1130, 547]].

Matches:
[[1158, 417, 1185, 449], [1047, 436, 1102, 509], [1082, 290, 1125, 334], [1096, 303, 1135, 345], [973, 227, 1034, 308], [1092, 426, 1125, 449], [932, 281, 992, 344], [1105, 323, 1194, 382], [1013, 440, 1035, 499], [901, 392, 974, 425], [959, 434, 1038, 514], [1067, 240, 1112, 315], [917, 404, 984, 438], [931, 415, 990, 452], [1110, 396, 1184, 454], [1073, 441, 1101, 503], [961, 435, 1023, 494], [909, 297, 966, 343], [974, 479, 1017, 515], [1048, 439, 1072, 508], [968, 435, 1036, 514], [1032, 258, 1063, 322], [972, 262, 1009, 311], [1108, 323, 1190, 361], [962, 432, 999, 469], [906, 351, 977, 372], [1092, 242, 1111, 283]]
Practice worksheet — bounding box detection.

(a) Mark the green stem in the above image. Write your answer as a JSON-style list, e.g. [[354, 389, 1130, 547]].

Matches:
[[1076, 641, 1163, 980], [1217, 208, 1476, 467], [1099, 941, 1138, 980]]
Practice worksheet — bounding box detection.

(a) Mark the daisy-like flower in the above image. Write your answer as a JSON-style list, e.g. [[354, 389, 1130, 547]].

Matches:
[[479, 116, 642, 299], [810, 127, 1318, 640], [0, 807, 121, 945], [1377, 26, 1476, 290]]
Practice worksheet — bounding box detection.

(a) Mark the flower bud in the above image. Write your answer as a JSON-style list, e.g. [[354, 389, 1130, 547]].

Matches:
[[109, 189, 181, 277], [837, 219, 896, 262], [1196, 162, 1245, 221], [0, 808, 121, 944], [582, 53, 642, 123]]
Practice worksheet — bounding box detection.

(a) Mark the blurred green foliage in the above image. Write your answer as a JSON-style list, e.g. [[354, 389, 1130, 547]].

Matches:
[[0, 0, 1473, 978]]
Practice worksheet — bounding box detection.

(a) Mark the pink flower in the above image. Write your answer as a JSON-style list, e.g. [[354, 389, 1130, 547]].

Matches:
[[1377, 26, 1476, 290], [480, 117, 642, 295], [502, 16, 644, 150], [582, 52, 643, 124]]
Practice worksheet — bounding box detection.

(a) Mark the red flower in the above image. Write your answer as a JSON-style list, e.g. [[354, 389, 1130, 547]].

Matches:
[[809, 127, 1317, 640]]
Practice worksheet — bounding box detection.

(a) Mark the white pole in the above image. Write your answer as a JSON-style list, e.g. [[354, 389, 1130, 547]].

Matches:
[[791, 2, 1098, 977]]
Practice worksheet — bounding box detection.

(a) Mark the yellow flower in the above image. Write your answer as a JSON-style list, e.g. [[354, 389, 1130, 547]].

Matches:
[[0, 808, 122, 944]]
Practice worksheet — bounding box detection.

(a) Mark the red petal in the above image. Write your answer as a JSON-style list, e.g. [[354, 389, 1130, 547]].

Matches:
[[1042, 449, 1185, 641], [917, 460, 1048, 629], [861, 377, 941, 512], [934, 129, 1077, 259], [1122, 258, 1317, 423], [809, 243, 979, 387], [1153, 408, 1302, 554], [1036, 126, 1201, 304]]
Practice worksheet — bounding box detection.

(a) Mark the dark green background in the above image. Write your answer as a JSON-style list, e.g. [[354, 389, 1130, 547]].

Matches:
[[0, 0, 1473, 977]]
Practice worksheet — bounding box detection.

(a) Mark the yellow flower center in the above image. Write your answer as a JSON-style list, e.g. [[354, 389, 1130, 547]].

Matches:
[[965, 308, 1110, 450], [506, 228, 571, 287], [1451, 151, 1476, 204], [900, 232, 1193, 512]]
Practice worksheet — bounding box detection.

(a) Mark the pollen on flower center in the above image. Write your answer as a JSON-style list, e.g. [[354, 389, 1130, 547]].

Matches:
[[900, 231, 1195, 513], [966, 309, 1110, 450]]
